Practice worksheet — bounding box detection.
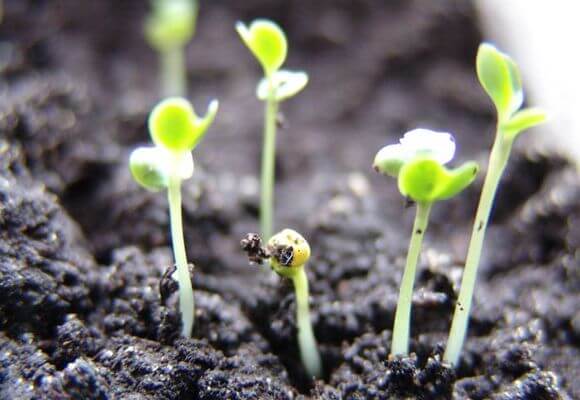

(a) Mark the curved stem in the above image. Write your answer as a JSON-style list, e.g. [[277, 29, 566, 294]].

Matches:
[[391, 201, 432, 356], [260, 76, 278, 240], [167, 173, 195, 337], [292, 267, 322, 378], [161, 46, 186, 97], [444, 130, 511, 365]]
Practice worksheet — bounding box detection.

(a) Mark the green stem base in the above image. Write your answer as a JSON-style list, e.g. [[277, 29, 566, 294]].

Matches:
[[293, 267, 322, 378], [168, 174, 195, 338]]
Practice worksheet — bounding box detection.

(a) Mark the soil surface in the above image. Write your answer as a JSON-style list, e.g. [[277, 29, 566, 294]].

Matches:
[[1, 0, 578, 399]]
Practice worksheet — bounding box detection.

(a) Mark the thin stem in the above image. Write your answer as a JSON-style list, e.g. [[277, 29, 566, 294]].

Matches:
[[167, 173, 195, 337], [292, 266, 322, 378], [391, 201, 432, 356], [161, 46, 186, 97], [260, 76, 278, 240], [444, 129, 511, 365]]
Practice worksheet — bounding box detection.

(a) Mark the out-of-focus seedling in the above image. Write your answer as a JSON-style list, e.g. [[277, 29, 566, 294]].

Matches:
[[241, 230, 322, 378], [236, 19, 308, 240], [130, 97, 218, 337], [444, 44, 546, 365], [145, 0, 198, 96], [374, 129, 478, 356]]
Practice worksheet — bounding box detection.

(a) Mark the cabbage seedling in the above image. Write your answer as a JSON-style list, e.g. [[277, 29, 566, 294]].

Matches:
[[443, 44, 547, 365], [236, 19, 308, 240], [241, 230, 322, 378], [374, 129, 478, 356], [145, 0, 198, 96], [130, 97, 218, 337]]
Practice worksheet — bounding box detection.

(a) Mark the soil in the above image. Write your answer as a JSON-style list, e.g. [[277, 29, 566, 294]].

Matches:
[[0, 0, 578, 399]]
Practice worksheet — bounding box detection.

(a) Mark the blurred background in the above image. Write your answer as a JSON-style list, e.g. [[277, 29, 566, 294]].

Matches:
[[0, 0, 569, 265]]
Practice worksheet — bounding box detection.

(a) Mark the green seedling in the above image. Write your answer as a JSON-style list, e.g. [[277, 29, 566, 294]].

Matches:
[[444, 44, 546, 365], [236, 19, 309, 240], [145, 0, 198, 96], [130, 96, 218, 337], [241, 230, 322, 378], [374, 129, 478, 356]]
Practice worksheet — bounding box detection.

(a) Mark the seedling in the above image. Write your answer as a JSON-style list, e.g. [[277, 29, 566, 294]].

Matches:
[[241, 230, 322, 378], [374, 129, 478, 356], [130, 96, 218, 337], [145, 0, 198, 96], [236, 19, 309, 240], [443, 44, 546, 365]]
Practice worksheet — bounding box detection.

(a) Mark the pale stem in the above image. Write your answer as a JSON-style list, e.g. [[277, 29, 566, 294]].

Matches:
[[161, 46, 186, 97], [260, 76, 278, 240], [167, 172, 195, 337], [292, 266, 323, 378], [391, 201, 432, 356], [443, 129, 511, 365]]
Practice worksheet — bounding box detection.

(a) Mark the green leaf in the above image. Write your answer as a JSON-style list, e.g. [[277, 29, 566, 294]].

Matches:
[[476, 43, 523, 121], [149, 97, 218, 152], [188, 99, 219, 150], [398, 158, 443, 202], [435, 161, 479, 200], [501, 107, 547, 140], [236, 19, 288, 76], [256, 70, 308, 101], [129, 147, 168, 191], [398, 158, 478, 202], [145, 0, 197, 51]]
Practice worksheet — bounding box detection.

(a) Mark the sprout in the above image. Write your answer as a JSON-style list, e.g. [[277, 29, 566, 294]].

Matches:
[[374, 129, 478, 357], [145, 0, 199, 96], [130, 97, 219, 337], [240, 230, 323, 378], [236, 19, 309, 240], [443, 44, 546, 366]]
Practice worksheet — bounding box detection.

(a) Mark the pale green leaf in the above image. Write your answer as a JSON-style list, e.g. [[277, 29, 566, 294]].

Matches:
[[129, 147, 168, 191], [256, 70, 308, 101], [373, 144, 406, 177], [145, 0, 197, 50]]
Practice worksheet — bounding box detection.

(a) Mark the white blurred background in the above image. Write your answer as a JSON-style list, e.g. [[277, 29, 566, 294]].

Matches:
[[476, 0, 580, 166]]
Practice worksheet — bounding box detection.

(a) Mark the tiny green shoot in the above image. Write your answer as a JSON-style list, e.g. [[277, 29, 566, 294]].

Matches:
[[145, 0, 199, 96], [236, 19, 309, 240], [129, 96, 218, 337], [443, 44, 546, 365], [240, 230, 322, 378], [374, 129, 478, 356]]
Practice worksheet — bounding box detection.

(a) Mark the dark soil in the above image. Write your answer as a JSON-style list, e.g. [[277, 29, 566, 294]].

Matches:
[[0, 0, 578, 398]]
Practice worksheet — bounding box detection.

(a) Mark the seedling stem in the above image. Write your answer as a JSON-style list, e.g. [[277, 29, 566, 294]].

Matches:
[[129, 97, 218, 338], [167, 169, 195, 337], [391, 201, 432, 356], [443, 43, 546, 364], [162, 47, 186, 97], [260, 78, 278, 239], [444, 129, 510, 364], [293, 265, 322, 378]]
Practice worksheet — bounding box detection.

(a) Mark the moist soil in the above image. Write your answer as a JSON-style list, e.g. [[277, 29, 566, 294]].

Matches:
[[0, 0, 578, 399]]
